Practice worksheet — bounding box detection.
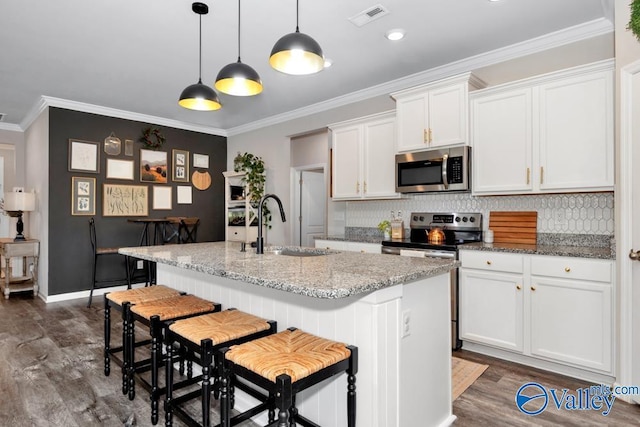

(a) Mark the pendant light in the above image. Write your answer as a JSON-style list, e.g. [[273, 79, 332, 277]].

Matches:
[[179, 2, 221, 111], [269, 0, 324, 75], [215, 0, 263, 96]]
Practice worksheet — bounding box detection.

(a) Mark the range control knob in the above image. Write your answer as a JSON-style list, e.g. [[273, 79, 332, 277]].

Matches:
[[419, 216, 425, 221], [469, 217, 475, 223], [455, 217, 461, 222], [462, 217, 468, 222], [413, 215, 418, 221]]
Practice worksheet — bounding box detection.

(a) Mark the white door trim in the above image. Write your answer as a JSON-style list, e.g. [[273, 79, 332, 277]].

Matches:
[[616, 59, 640, 402], [290, 163, 328, 246]]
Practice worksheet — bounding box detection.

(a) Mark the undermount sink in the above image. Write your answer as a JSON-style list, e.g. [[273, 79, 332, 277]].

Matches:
[[266, 248, 330, 257]]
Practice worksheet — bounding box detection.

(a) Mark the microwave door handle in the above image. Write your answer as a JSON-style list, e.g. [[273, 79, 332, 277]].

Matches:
[[441, 153, 449, 189]]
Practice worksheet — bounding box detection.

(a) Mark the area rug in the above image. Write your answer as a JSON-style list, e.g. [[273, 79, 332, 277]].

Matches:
[[452, 356, 489, 400]]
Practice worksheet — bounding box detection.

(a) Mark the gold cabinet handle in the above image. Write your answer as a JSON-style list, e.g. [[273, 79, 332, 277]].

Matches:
[[424, 129, 428, 143], [565, 267, 571, 273], [360, 250, 365, 253], [540, 166, 544, 184], [531, 286, 536, 291], [486, 260, 492, 265], [363, 181, 367, 194], [428, 128, 433, 143], [516, 285, 522, 290], [356, 181, 360, 193], [526, 168, 530, 185]]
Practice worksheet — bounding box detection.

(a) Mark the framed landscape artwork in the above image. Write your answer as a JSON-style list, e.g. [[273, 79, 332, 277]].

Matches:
[[103, 184, 148, 216], [140, 149, 167, 183], [71, 176, 96, 215], [68, 139, 100, 173], [172, 149, 189, 182]]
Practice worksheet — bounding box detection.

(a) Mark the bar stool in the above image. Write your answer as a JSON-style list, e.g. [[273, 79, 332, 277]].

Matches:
[[163, 309, 277, 427], [178, 217, 199, 243], [103, 285, 181, 392], [219, 328, 358, 427], [124, 294, 221, 425]]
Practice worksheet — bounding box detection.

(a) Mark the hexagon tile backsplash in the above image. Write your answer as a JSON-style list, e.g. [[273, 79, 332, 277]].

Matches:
[[345, 192, 614, 235]]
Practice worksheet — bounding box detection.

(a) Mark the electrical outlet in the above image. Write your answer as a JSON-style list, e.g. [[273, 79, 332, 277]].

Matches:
[[401, 309, 411, 338], [554, 210, 568, 227], [137, 260, 144, 269]]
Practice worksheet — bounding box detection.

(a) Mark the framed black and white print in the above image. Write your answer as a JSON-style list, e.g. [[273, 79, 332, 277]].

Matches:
[[172, 149, 189, 182], [68, 139, 100, 173], [71, 176, 96, 215]]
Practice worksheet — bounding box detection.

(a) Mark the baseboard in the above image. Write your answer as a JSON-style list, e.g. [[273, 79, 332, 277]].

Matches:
[[462, 341, 615, 385], [438, 414, 457, 427], [44, 282, 148, 303]]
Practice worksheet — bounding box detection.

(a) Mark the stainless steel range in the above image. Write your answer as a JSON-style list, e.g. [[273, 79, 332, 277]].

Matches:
[[381, 212, 483, 350]]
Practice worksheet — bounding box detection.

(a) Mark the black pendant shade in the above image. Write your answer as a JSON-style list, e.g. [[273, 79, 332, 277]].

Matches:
[[269, 0, 324, 75], [215, 0, 263, 96], [179, 2, 222, 111]]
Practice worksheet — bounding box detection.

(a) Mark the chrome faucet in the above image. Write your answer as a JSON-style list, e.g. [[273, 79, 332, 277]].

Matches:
[[256, 194, 286, 254]]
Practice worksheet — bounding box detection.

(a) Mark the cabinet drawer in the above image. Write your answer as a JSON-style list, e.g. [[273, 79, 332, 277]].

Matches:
[[530, 255, 612, 283], [459, 250, 524, 273], [227, 226, 247, 242]]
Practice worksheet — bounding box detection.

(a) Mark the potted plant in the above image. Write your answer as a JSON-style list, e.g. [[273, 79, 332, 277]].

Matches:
[[629, 0, 640, 42], [378, 220, 391, 239], [233, 152, 270, 226]]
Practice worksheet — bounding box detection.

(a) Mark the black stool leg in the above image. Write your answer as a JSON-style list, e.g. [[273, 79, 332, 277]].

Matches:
[[165, 338, 175, 427], [347, 345, 358, 427], [201, 339, 213, 427], [275, 374, 292, 427], [150, 315, 162, 425], [219, 348, 231, 427], [122, 302, 131, 395], [104, 295, 111, 376], [288, 395, 297, 427], [128, 306, 136, 401], [88, 254, 98, 307]]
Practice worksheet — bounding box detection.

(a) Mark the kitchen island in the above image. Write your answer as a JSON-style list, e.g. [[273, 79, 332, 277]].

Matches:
[[120, 241, 459, 427]]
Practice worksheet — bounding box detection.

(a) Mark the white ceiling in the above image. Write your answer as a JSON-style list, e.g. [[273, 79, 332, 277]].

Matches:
[[0, 0, 614, 135]]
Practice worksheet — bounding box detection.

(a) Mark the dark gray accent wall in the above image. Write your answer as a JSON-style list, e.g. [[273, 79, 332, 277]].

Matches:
[[48, 107, 226, 295]]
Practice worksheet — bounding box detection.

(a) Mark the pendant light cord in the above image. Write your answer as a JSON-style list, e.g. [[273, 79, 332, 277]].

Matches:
[[237, 0, 241, 61], [295, 0, 300, 32], [198, 12, 203, 82]]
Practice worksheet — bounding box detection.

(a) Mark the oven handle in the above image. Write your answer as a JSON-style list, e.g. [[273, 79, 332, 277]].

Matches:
[[381, 246, 457, 259], [442, 153, 449, 189]]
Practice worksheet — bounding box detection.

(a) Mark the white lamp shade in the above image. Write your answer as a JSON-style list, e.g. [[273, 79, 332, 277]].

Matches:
[[4, 191, 36, 211]]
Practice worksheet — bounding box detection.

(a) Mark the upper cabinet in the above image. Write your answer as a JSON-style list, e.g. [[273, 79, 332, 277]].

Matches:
[[471, 60, 614, 195], [392, 73, 486, 152], [330, 111, 399, 200]]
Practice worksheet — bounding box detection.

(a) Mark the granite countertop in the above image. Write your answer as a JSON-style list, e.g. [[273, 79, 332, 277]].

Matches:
[[119, 241, 459, 299], [459, 241, 614, 260]]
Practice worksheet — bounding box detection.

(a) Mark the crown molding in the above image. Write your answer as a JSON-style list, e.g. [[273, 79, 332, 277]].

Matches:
[[226, 18, 613, 136], [21, 96, 228, 137], [0, 122, 24, 132]]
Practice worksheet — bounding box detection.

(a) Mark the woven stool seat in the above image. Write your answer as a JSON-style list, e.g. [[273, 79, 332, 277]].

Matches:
[[130, 294, 215, 321], [226, 329, 352, 383], [169, 310, 272, 346], [106, 285, 180, 306]]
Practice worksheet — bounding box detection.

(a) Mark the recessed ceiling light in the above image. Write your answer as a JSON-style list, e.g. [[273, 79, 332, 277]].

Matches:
[[386, 29, 405, 41], [324, 58, 333, 68]]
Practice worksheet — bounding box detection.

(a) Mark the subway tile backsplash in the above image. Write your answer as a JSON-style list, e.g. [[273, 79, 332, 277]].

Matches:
[[345, 192, 614, 235]]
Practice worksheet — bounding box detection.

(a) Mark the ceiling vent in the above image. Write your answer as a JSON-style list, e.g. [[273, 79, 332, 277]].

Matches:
[[348, 4, 390, 27]]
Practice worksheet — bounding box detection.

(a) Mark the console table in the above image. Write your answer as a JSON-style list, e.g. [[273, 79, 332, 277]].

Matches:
[[0, 238, 39, 299]]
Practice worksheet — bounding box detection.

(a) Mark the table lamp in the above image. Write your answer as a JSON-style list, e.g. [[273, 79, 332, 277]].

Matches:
[[3, 190, 36, 241]]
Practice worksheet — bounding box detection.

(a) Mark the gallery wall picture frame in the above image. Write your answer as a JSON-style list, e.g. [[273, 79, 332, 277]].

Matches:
[[68, 139, 100, 173], [103, 184, 148, 216], [177, 185, 193, 204], [125, 139, 134, 156], [153, 186, 172, 210], [140, 149, 168, 183], [71, 176, 96, 216], [106, 158, 135, 180], [172, 149, 190, 182], [193, 153, 209, 169]]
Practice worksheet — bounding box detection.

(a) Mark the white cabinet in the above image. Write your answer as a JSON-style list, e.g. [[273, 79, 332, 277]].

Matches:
[[223, 171, 260, 243], [459, 252, 524, 352], [392, 73, 485, 152], [315, 239, 381, 254], [459, 249, 614, 374], [529, 256, 613, 372], [471, 60, 614, 195], [330, 111, 399, 200]]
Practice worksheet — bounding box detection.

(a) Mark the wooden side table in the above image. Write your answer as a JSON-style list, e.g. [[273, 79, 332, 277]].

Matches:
[[0, 238, 39, 299]]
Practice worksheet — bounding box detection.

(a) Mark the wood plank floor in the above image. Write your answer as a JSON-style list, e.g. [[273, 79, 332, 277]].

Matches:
[[2, 294, 639, 426]]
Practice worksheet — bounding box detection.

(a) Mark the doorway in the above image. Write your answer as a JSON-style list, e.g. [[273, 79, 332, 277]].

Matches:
[[293, 166, 326, 247]]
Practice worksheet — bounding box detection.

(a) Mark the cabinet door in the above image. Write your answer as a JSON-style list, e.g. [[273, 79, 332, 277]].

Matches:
[[315, 239, 348, 250], [529, 276, 612, 373], [332, 125, 362, 199], [459, 268, 524, 352], [347, 242, 381, 254], [471, 88, 533, 195], [396, 94, 429, 152], [428, 83, 467, 147], [363, 117, 398, 199], [538, 70, 614, 191]]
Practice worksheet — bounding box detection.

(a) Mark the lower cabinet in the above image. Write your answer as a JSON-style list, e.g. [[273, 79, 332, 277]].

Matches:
[[459, 250, 613, 374], [315, 239, 381, 254]]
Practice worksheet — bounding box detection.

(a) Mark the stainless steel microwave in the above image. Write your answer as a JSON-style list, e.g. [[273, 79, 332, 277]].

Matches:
[[395, 146, 470, 193]]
